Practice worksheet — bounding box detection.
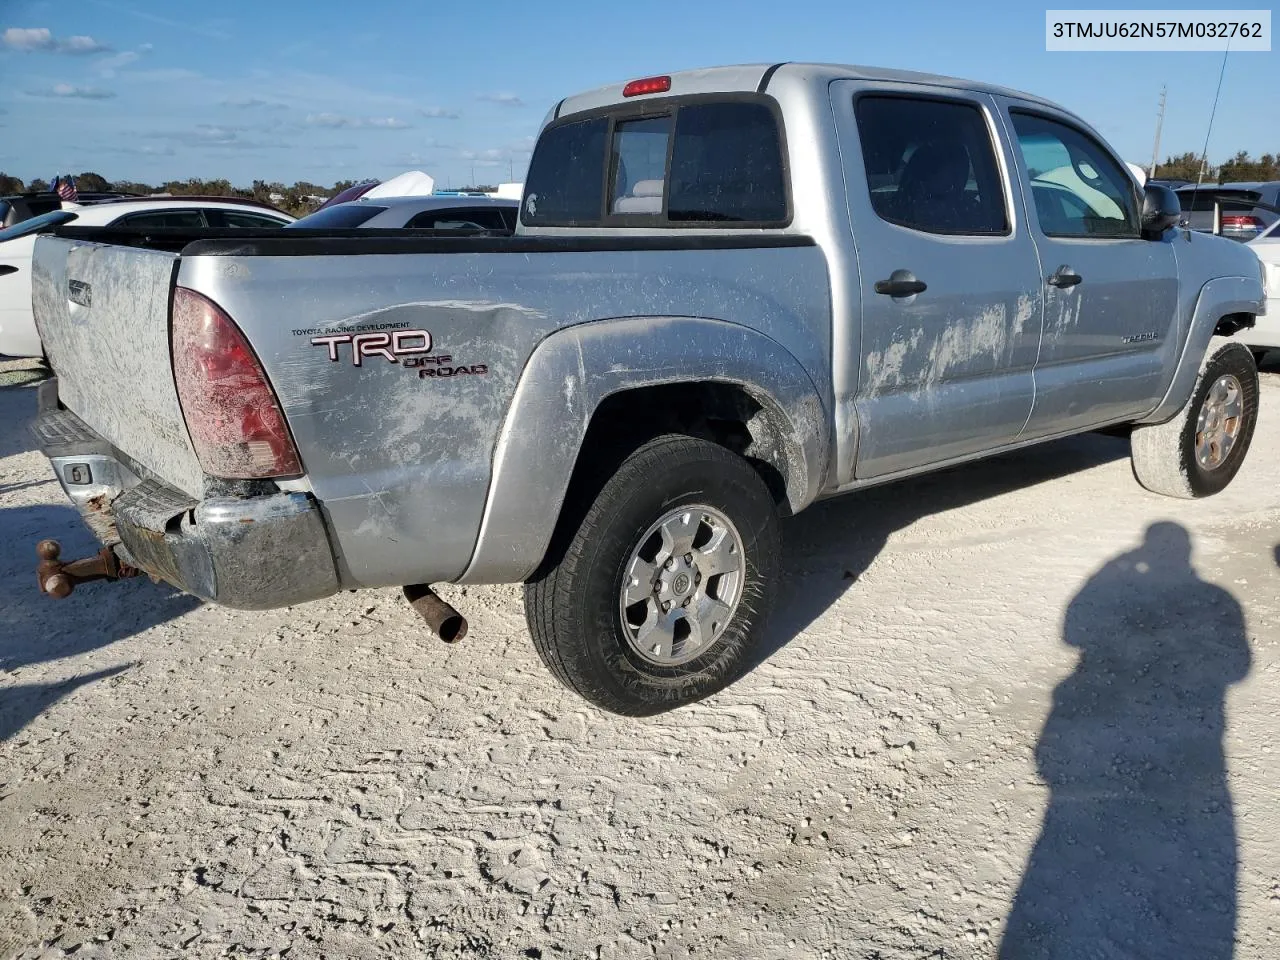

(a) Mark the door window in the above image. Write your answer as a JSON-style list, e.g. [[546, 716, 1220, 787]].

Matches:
[[114, 209, 208, 228], [1010, 112, 1140, 238], [855, 95, 1008, 235]]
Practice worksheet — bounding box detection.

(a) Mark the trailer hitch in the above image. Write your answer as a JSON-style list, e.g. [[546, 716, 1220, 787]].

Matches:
[[36, 539, 139, 598]]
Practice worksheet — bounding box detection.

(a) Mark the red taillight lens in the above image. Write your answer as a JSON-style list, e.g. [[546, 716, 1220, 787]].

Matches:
[[622, 75, 671, 97], [172, 286, 301, 479], [1222, 215, 1263, 230]]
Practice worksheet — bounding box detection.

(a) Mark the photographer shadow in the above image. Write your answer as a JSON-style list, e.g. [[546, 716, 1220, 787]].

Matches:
[[999, 522, 1248, 959]]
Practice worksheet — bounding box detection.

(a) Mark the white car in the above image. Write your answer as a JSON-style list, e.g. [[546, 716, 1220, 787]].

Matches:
[[1246, 220, 1280, 359], [0, 198, 292, 358], [287, 194, 518, 231]]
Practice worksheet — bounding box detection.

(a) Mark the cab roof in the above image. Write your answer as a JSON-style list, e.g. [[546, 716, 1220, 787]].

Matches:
[[553, 62, 1062, 121]]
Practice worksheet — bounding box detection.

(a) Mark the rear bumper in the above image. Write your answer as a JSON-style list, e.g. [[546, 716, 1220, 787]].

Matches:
[[32, 385, 340, 609]]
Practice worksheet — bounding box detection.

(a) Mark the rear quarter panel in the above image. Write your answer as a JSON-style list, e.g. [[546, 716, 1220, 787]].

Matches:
[[179, 245, 831, 587]]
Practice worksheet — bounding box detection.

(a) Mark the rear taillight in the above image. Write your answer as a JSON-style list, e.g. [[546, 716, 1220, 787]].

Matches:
[[171, 286, 301, 479], [1222, 214, 1263, 232]]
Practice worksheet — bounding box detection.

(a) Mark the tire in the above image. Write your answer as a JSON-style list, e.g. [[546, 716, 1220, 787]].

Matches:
[[524, 434, 780, 716], [1131, 342, 1259, 498]]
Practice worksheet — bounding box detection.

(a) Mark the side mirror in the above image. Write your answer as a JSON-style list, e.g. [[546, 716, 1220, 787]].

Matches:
[[1141, 183, 1181, 240]]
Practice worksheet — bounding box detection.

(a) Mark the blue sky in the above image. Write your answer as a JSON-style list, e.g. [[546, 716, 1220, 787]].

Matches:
[[0, 0, 1275, 188]]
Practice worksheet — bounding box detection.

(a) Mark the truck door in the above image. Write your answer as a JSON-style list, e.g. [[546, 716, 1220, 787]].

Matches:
[[831, 82, 1044, 479], [995, 98, 1180, 436]]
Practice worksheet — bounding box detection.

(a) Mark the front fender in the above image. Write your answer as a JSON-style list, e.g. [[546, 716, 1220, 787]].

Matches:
[[459, 315, 830, 584], [1137, 275, 1265, 425]]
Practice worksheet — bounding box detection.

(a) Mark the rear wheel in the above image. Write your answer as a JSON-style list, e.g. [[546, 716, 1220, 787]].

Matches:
[[1131, 342, 1258, 498], [524, 434, 780, 715]]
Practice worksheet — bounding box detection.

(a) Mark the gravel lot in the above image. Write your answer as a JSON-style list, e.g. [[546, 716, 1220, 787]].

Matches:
[[2, 356, 1279, 959]]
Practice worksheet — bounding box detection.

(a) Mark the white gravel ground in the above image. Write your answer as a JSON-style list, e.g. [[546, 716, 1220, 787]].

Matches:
[[2, 357, 1279, 959]]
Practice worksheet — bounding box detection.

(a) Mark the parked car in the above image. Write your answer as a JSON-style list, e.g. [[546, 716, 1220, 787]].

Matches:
[[289, 195, 518, 232], [1176, 181, 1280, 241], [1245, 227, 1280, 360], [29, 63, 1265, 715], [0, 198, 293, 357], [0, 190, 140, 228]]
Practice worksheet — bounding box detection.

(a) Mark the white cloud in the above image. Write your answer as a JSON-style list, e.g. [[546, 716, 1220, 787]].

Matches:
[[94, 43, 151, 76], [477, 92, 525, 107], [29, 83, 116, 99], [395, 152, 440, 166], [106, 142, 176, 157], [305, 113, 411, 130], [222, 96, 286, 110], [3, 27, 112, 54], [3, 27, 53, 50], [61, 34, 111, 54], [460, 148, 507, 166], [420, 106, 460, 120]]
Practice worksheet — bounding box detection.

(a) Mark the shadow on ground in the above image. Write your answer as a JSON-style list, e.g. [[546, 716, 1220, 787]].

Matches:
[[0, 503, 199, 741], [998, 522, 1248, 958], [760, 430, 1130, 664], [0, 372, 199, 740]]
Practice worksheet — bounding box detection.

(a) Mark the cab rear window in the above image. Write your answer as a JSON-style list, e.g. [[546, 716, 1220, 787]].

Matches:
[[522, 96, 789, 228]]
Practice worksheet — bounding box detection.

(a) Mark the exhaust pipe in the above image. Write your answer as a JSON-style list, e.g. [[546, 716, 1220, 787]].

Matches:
[[403, 583, 468, 643]]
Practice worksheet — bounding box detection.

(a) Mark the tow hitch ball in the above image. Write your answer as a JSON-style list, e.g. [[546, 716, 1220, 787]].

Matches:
[[36, 539, 138, 598]]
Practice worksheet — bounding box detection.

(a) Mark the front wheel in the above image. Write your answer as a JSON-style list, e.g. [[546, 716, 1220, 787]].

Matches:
[[1130, 341, 1259, 498], [524, 434, 780, 716]]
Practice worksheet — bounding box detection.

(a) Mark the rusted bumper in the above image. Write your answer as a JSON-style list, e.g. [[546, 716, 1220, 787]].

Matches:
[[32, 384, 340, 610]]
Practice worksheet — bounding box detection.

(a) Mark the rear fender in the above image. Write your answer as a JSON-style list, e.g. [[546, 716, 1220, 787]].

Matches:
[[459, 315, 829, 584]]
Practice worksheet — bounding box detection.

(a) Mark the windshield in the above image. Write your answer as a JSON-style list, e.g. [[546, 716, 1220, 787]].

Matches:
[[0, 210, 78, 243]]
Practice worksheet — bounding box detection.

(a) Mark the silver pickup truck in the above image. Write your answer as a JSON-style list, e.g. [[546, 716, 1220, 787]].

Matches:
[[29, 63, 1267, 715]]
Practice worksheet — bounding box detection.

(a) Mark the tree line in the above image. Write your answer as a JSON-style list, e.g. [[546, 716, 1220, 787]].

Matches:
[[3, 152, 1277, 212], [0, 172, 502, 216], [1151, 151, 1278, 183]]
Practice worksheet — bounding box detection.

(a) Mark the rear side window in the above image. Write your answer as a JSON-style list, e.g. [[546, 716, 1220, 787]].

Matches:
[[668, 101, 787, 222], [523, 117, 608, 225], [115, 209, 209, 228], [523, 97, 789, 227], [855, 95, 1008, 236], [405, 207, 513, 231], [287, 204, 389, 229]]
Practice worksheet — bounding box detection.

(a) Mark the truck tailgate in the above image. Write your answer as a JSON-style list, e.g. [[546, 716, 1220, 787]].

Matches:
[[32, 236, 205, 497]]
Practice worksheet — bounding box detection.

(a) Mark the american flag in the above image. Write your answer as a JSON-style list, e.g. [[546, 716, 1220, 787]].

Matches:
[[54, 175, 78, 201]]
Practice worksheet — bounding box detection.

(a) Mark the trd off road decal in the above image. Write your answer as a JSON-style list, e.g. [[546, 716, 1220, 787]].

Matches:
[[310, 329, 432, 365], [305, 324, 487, 379]]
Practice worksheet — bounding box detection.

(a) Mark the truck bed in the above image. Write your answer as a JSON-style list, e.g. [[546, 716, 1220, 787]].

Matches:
[[33, 226, 832, 589]]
